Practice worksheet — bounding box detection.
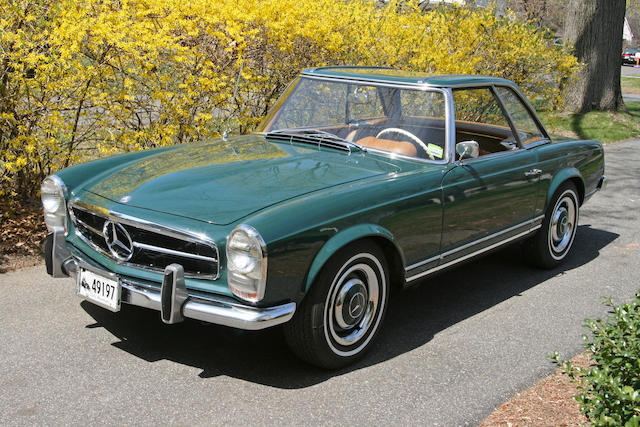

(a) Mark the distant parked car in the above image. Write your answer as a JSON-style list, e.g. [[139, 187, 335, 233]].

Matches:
[[42, 67, 607, 369], [622, 47, 640, 65]]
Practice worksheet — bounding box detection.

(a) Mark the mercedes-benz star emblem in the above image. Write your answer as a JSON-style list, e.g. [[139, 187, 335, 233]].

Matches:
[[103, 221, 134, 261], [348, 292, 366, 319]]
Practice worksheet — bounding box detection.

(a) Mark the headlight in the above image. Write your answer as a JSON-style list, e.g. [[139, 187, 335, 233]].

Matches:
[[226, 224, 267, 302], [41, 175, 67, 233]]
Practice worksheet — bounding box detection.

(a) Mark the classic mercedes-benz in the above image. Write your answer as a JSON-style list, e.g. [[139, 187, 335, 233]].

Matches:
[[42, 67, 606, 368]]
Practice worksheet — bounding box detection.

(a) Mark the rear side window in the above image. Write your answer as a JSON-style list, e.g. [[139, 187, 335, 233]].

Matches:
[[452, 87, 518, 156], [494, 87, 546, 146]]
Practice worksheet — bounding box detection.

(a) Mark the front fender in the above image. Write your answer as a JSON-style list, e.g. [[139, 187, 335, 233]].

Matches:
[[546, 167, 584, 207], [304, 224, 403, 292]]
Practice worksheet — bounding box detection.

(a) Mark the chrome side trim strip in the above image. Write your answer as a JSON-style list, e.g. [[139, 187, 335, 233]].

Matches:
[[440, 215, 544, 259], [405, 215, 545, 271], [406, 224, 542, 283], [405, 255, 440, 272], [133, 242, 218, 263]]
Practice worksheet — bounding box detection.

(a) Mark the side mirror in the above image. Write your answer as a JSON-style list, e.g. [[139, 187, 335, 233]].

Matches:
[[456, 140, 480, 160]]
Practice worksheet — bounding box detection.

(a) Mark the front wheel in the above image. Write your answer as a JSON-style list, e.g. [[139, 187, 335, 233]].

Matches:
[[525, 182, 580, 269], [284, 241, 389, 369]]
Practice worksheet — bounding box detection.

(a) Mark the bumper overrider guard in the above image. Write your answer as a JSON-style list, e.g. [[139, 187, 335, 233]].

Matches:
[[46, 231, 296, 330]]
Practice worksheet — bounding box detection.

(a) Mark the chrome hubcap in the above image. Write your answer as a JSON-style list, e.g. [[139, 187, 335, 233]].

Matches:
[[335, 278, 369, 329], [327, 261, 379, 347], [549, 194, 576, 254]]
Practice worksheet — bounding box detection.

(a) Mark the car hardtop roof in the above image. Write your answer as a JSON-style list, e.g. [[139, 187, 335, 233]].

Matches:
[[302, 66, 515, 89]]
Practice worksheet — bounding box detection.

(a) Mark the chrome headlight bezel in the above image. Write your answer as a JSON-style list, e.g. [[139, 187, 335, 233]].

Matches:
[[41, 175, 68, 233], [226, 224, 267, 303]]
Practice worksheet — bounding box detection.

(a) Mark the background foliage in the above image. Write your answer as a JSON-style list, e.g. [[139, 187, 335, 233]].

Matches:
[[0, 0, 578, 202], [554, 293, 640, 426]]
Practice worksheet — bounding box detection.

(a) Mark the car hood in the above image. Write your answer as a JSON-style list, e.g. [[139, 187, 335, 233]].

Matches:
[[81, 135, 401, 225]]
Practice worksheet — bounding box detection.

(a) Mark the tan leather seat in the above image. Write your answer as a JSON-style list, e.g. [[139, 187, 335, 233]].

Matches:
[[356, 136, 418, 157]]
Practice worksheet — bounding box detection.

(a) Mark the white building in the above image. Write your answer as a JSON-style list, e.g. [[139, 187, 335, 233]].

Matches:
[[624, 17, 634, 44]]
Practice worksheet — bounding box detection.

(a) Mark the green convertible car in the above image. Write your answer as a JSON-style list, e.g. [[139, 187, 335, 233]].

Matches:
[[42, 67, 607, 368]]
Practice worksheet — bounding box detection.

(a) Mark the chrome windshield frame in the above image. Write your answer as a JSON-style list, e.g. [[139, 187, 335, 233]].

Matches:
[[261, 75, 455, 166]]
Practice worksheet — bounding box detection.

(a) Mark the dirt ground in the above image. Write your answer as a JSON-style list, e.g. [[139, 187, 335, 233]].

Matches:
[[481, 352, 592, 427], [0, 201, 47, 273]]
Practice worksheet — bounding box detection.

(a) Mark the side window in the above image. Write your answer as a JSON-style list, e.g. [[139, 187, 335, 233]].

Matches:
[[453, 88, 518, 156], [495, 87, 545, 146]]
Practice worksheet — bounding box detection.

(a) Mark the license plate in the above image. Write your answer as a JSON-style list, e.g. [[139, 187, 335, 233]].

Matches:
[[77, 268, 121, 312]]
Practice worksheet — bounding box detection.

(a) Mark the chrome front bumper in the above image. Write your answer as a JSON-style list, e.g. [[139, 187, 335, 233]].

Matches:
[[48, 232, 296, 330]]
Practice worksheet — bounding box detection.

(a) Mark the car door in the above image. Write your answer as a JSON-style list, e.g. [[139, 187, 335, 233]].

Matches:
[[439, 86, 543, 267]]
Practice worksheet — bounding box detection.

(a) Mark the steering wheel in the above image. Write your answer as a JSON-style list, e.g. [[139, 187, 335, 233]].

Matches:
[[375, 128, 433, 160]]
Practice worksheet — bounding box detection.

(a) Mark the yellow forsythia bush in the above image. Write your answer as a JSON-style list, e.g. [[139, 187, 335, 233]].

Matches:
[[0, 0, 578, 201]]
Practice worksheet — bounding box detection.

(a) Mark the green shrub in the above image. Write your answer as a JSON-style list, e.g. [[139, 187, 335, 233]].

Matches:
[[553, 292, 640, 426]]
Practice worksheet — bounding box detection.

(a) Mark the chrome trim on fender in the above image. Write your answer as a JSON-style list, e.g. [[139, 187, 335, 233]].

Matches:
[[406, 215, 545, 272]]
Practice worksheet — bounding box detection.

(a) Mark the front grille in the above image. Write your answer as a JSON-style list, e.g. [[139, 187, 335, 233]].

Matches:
[[69, 203, 219, 280]]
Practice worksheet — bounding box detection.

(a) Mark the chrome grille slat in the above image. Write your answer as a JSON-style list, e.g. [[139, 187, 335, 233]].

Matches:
[[133, 242, 218, 262], [68, 201, 219, 280], [75, 217, 103, 236]]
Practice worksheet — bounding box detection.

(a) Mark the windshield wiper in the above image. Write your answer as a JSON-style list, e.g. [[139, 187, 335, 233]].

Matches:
[[266, 128, 366, 154]]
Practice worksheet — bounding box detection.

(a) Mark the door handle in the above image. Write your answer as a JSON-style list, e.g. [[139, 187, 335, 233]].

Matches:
[[524, 169, 542, 177]]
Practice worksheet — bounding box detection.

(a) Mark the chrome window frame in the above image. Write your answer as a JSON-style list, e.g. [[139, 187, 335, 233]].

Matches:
[[282, 75, 455, 166], [68, 200, 220, 280], [492, 84, 550, 146], [449, 84, 551, 164]]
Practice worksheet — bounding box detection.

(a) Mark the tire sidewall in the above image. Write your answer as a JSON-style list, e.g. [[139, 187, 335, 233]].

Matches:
[[541, 184, 580, 265], [310, 242, 389, 366]]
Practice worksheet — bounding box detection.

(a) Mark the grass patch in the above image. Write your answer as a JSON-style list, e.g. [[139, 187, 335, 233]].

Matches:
[[539, 101, 640, 143], [622, 76, 640, 94]]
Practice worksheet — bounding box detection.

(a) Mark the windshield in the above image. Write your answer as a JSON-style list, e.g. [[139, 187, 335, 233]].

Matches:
[[258, 77, 448, 162]]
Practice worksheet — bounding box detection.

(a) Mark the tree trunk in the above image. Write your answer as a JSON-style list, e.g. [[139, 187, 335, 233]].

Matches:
[[563, 0, 626, 112]]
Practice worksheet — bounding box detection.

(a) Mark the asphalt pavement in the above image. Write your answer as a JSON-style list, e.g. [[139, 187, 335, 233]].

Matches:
[[622, 64, 640, 77], [1, 139, 639, 426]]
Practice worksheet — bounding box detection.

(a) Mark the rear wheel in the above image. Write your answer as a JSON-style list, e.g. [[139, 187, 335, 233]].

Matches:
[[284, 240, 389, 369], [525, 182, 580, 269]]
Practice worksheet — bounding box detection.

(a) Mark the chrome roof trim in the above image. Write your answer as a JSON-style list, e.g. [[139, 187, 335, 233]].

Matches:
[[301, 74, 440, 91]]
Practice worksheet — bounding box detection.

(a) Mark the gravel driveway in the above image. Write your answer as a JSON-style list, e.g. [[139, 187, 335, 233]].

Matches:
[[1, 139, 638, 426]]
